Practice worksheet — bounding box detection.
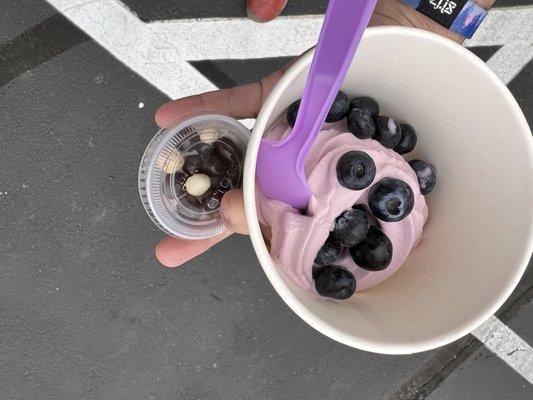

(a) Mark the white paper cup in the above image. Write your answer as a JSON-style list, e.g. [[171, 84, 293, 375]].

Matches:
[[243, 27, 533, 354]]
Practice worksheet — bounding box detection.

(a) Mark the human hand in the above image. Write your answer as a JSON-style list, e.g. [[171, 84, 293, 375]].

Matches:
[[155, 66, 291, 267], [155, 0, 495, 268]]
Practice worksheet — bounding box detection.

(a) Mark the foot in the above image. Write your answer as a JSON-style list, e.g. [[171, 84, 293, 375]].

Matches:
[[247, 0, 288, 22]]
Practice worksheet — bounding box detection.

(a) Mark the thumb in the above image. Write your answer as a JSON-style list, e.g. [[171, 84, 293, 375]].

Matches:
[[154, 189, 247, 268], [220, 189, 249, 235]]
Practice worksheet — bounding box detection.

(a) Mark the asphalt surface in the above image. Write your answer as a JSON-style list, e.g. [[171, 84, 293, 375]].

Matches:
[[1, 1, 532, 399]]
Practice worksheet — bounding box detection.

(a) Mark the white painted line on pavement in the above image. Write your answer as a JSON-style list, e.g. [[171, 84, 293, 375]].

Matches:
[[473, 315, 533, 384], [45, 0, 216, 98], [486, 41, 533, 86], [150, 15, 322, 60], [465, 6, 533, 46], [43, 0, 321, 99], [45, 0, 532, 97], [466, 6, 533, 84]]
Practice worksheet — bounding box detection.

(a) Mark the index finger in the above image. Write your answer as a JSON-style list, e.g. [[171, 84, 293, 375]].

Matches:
[[155, 64, 291, 129]]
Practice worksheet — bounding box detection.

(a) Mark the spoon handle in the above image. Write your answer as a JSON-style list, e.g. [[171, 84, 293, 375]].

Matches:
[[292, 0, 377, 170]]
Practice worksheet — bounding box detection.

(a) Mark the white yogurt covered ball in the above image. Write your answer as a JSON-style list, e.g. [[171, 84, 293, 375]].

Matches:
[[199, 128, 220, 144], [163, 150, 185, 173], [184, 173, 211, 197]]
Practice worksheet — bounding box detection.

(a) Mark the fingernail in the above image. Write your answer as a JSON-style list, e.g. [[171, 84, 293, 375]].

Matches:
[[247, 0, 287, 23]]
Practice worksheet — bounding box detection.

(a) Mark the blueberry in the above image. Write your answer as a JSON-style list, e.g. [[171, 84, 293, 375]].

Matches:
[[374, 116, 402, 148], [368, 178, 414, 222], [326, 91, 350, 122], [349, 96, 380, 117], [336, 151, 376, 190], [286, 99, 300, 128], [312, 265, 323, 280], [214, 138, 242, 165], [314, 266, 356, 300], [193, 142, 213, 160], [409, 160, 437, 195], [393, 124, 417, 155], [314, 235, 342, 266], [332, 208, 370, 248], [183, 143, 213, 174], [347, 108, 376, 139], [201, 152, 227, 176], [349, 226, 393, 271], [183, 155, 202, 175], [352, 204, 367, 212]]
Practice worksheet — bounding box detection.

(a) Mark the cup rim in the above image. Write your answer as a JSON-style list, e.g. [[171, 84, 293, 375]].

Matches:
[[243, 26, 533, 354]]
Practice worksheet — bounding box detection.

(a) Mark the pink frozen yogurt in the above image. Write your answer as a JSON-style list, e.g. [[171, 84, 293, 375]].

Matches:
[[256, 121, 428, 294]]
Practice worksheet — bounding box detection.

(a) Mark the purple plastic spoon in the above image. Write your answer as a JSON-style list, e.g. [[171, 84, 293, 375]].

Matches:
[[256, 0, 377, 210]]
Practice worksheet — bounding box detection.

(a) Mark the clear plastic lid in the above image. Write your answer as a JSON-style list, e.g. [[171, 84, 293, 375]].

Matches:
[[139, 114, 250, 239]]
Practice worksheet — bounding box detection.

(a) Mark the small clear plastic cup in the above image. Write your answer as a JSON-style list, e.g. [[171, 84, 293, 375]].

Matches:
[[139, 113, 250, 239]]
